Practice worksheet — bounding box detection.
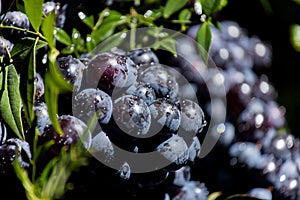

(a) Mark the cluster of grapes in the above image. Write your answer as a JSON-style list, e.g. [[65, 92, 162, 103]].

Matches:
[[180, 20, 299, 200], [0, 3, 209, 200]]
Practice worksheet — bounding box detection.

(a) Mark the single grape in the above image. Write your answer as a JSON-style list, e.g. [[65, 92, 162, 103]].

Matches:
[[90, 131, 114, 163], [0, 138, 31, 174], [73, 88, 113, 125], [126, 82, 156, 106], [0, 37, 13, 58], [56, 55, 86, 93], [0, 11, 30, 42], [112, 94, 151, 137], [127, 48, 159, 66], [156, 134, 189, 170], [84, 52, 137, 95], [179, 99, 206, 135], [34, 101, 50, 134], [247, 188, 272, 200], [40, 115, 92, 155], [148, 98, 181, 134], [138, 64, 179, 102]]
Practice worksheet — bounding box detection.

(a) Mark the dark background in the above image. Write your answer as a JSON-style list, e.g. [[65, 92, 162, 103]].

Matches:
[[219, 0, 300, 136]]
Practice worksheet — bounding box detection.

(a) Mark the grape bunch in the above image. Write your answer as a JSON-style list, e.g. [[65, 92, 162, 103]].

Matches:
[[57, 47, 208, 199], [182, 20, 299, 200]]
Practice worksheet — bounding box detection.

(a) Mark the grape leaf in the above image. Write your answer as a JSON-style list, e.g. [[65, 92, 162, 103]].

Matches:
[[44, 50, 72, 136], [0, 64, 24, 139], [23, 0, 43, 32], [19, 38, 39, 126], [208, 192, 222, 200], [54, 28, 72, 46], [202, 0, 227, 16], [44, 73, 62, 136], [10, 38, 47, 127], [196, 21, 212, 64], [163, 0, 189, 18], [179, 8, 192, 21], [42, 11, 56, 49], [11, 38, 47, 61], [160, 37, 178, 57]]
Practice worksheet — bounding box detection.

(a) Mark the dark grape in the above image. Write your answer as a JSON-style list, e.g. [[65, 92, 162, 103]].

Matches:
[[84, 52, 137, 95], [40, 115, 92, 155], [112, 94, 151, 137], [73, 88, 113, 125], [127, 48, 159, 67], [0, 11, 30, 42]]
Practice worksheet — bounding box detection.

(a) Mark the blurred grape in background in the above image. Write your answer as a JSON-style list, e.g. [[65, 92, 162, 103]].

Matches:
[[218, 0, 300, 137]]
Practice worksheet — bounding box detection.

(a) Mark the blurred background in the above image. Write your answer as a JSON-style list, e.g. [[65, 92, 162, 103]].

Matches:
[[219, 0, 300, 137]]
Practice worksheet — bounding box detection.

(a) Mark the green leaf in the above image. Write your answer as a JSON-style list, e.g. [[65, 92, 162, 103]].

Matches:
[[44, 73, 62, 136], [54, 28, 72, 46], [160, 37, 178, 57], [208, 192, 222, 200], [224, 194, 260, 200], [196, 21, 212, 64], [86, 34, 97, 52], [19, 38, 39, 126], [179, 8, 192, 21], [42, 11, 56, 49], [60, 46, 75, 55], [290, 24, 300, 52], [91, 23, 118, 45], [44, 50, 72, 136], [202, 0, 227, 16], [13, 161, 39, 200], [11, 38, 47, 61], [23, 0, 43, 32], [101, 10, 123, 25], [163, 0, 189, 18], [71, 28, 85, 53], [81, 14, 95, 29], [92, 31, 126, 54], [47, 51, 73, 93], [0, 64, 24, 139]]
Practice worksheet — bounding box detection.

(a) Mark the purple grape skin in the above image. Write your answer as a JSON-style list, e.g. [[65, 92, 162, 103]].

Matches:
[[73, 88, 113, 125], [149, 98, 181, 134], [84, 52, 137, 95], [90, 131, 114, 163], [0, 138, 31, 174], [0, 11, 30, 41], [0, 37, 13, 58], [34, 101, 50, 134], [35, 72, 45, 100], [127, 48, 159, 66], [179, 99, 206, 134], [56, 55, 86, 93], [41, 115, 92, 155], [156, 134, 189, 168], [138, 64, 179, 102], [112, 94, 151, 137], [126, 82, 156, 106]]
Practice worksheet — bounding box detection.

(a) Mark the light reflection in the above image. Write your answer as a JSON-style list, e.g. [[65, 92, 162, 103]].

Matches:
[[255, 43, 266, 57], [259, 81, 270, 94], [228, 25, 240, 38], [241, 83, 250, 94], [216, 123, 226, 134]]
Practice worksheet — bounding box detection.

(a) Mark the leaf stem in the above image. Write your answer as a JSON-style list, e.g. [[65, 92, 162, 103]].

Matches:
[[0, 24, 47, 40]]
